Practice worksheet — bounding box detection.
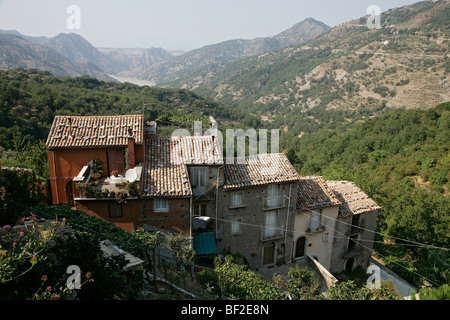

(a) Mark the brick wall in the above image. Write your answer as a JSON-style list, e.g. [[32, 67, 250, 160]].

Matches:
[[142, 198, 191, 234]]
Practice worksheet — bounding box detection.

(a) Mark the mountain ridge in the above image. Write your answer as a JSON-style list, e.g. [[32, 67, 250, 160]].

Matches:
[[0, 33, 116, 81], [115, 18, 332, 86], [184, 0, 449, 135]]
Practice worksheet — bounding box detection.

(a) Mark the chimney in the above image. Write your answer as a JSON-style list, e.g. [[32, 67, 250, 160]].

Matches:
[[127, 128, 135, 169], [68, 117, 72, 137]]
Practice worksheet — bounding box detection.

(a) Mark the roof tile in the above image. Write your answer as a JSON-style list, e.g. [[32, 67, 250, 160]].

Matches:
[[296, 176, 341, 211], [46, 115, 144, 149], [326, 180, 381, 217], [223, 153, 301, 190]]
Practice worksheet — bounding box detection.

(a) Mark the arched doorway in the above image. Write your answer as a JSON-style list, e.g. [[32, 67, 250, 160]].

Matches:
[[345, 257, 355, 272], [295, 236, 306, 258], [263, 242, 276, 266]]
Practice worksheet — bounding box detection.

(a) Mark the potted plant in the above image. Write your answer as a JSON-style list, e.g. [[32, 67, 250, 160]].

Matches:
[[89, 159, 104, 180], [125, 182, 138, 197], [85, 186, 96, 198], [115, 191, 128, 204], [111, 170, 119, 178], [76, 182, 86, 191], [101, 188, 109, 198]]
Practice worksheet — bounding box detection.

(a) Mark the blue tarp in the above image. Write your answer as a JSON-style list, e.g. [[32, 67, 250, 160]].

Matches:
[[193, 232, 217, 255]]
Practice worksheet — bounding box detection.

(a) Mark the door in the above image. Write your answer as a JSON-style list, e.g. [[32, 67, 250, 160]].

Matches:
[[108, 148, 125, 175], [295, 236, 306, 258], [263, 243, 275, 266]]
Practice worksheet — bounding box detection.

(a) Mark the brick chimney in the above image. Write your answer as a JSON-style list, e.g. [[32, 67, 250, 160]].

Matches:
[[127, 128, 135, 169]]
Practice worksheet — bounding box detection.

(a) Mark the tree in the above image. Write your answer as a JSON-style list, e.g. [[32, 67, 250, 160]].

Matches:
[[0, 169, 47, 226], [326, 280, 401, 300]]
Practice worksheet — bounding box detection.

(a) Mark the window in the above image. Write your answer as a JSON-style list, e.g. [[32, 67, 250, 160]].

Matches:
[[194, 204, 207, 217], [351, 214, 360, 227], [231, 218, 241, 234], [310, 209, 321, 232], [109, 202, 123, 218], [231, 192, 243, 207], [348, 234, 358, 252], [154, 198, 169, 212], [192, 167, 207, 188], [266, 184, 280, 207], [264, 211, 277, 237]]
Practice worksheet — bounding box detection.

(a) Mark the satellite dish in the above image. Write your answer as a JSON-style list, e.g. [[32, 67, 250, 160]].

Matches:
[[125, 169, 137, 182]]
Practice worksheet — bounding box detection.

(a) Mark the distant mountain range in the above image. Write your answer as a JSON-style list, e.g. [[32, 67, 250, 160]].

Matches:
[[0, 17, 331, 85], [0, 30, 176, 81], [1, 0, 448, 135], [0, 33, 115, 81], [183, 0, 449, 131], [115, 18, 332, 86]]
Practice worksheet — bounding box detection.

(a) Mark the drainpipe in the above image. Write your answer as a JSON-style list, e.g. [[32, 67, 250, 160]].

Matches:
[[127, 128, 136, 169], [284, 183, 292, 261], [189, 196, 193, 250], [52, 150, 60, 204], [215, 166, 224, 235]]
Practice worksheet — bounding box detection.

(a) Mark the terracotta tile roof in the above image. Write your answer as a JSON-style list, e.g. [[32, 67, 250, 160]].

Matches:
[[296, 176, 341, 211], [326, 180, 381, 217], [141, 136, 222, 197], [169, 136, 223, 165], [223, 153, 301, 190], [46, 115, 144, 149], [142, 137, 192, 198]]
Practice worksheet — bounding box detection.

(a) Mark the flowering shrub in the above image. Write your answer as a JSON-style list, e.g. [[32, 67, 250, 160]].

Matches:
[[115, 191, 128, 204], [125, 182, 138, 197], [111, 170, 119, 177], [0, 215, 72, 300]]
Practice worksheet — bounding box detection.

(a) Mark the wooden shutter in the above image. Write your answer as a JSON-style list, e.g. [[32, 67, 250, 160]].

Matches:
[[108, 148, 125, 174]]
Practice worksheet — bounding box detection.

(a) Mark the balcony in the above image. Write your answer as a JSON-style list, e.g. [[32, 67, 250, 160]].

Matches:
[[305, 225, 327, 234], [262, 195, 286, 211], [73, 167, 139, 203], [260, 225, 285, 242]]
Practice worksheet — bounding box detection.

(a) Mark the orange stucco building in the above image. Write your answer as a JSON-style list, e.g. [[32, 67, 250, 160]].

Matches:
[[46, 115, 146, 231]]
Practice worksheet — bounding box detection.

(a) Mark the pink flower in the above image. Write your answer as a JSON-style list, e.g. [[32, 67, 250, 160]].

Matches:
[[2, 225, 11, 230], [41, 275, 48, 281], [19, 232, 25, 237], [52, 295, 60, 300], [46, 286, 52, 291]]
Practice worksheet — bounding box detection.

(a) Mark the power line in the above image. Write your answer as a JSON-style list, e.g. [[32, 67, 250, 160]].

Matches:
[[4, 200, 297, 299], [303, 208, 450, 251], [6, 198, 446, 290], [297, 211, 443, 288]]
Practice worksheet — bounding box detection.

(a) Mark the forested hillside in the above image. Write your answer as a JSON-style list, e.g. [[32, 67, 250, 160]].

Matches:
[[284, 102, 450, 286], [0, 68, 260, 151], [190, 0, 449, 134]]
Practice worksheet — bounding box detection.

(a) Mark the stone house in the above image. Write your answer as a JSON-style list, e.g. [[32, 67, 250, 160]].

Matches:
[[326, 180, 381, 274], [294, 176, 342, 271], [294, 177, 380, 274], [216, 153, 301, 268], [141, 135, 223, 235], [46, 114, 380, 273]]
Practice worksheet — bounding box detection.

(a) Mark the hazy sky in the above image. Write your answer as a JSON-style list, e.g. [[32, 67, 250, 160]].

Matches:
[[0, 0, 423, 51]]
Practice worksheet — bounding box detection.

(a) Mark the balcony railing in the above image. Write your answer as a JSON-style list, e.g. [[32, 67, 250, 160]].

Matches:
[[262, 195, 286, 210], [73, 172, 139, 202], [260, 225, 285, 242]]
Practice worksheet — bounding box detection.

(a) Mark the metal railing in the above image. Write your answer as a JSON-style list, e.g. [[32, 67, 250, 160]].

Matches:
[[262, 195, 286, 210], [260, 225, 285, 242]]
